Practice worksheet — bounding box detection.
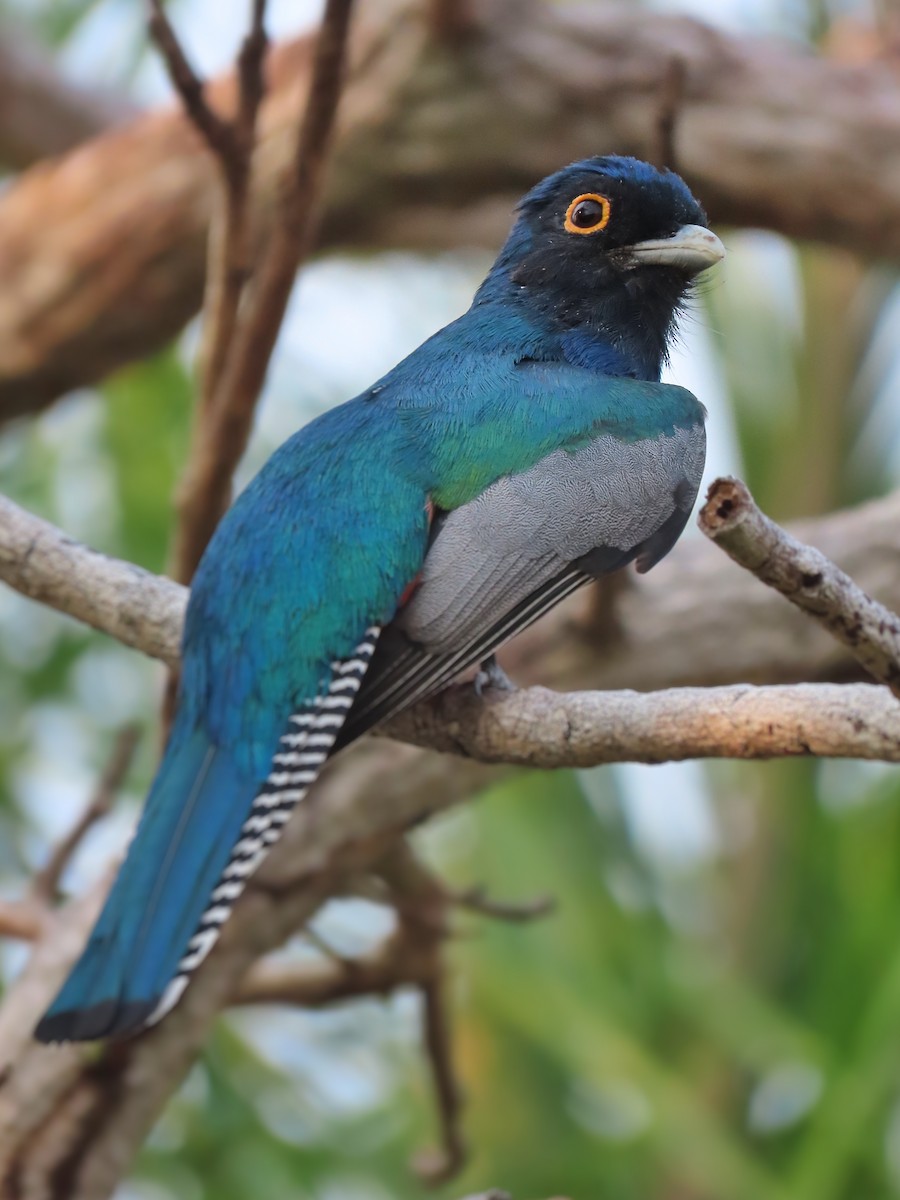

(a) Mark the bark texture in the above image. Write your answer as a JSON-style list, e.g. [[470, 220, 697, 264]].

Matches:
[[6, 485, 900, 693], [699, 477, 900, 698], [3, 1, 900, 415]]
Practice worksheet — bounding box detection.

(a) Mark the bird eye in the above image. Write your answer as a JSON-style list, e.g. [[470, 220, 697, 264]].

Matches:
[[564, 193, 611, 235]]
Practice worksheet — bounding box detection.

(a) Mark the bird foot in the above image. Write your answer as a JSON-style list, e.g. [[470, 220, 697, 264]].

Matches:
[[473, 654, 517, 697]]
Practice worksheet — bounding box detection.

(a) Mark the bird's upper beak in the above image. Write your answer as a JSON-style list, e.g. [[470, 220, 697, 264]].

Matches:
[[626, 224, 725, 275]]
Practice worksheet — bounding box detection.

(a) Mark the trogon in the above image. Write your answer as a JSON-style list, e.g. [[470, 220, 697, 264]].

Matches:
[[37, 155, 724, 1041]]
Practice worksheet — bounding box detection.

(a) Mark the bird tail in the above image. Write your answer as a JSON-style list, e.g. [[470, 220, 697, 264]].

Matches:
[[35, 725, 259, 1042]]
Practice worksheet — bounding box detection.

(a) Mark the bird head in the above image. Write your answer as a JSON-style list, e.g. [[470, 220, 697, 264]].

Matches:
[[480, 156, 725, 379]]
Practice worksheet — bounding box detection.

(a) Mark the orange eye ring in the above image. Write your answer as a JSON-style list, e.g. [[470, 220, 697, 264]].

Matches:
[[564, 193, 611, 235]]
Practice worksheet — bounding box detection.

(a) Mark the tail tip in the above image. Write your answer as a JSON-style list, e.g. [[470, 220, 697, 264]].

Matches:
[[34, 998, 157, 1043]]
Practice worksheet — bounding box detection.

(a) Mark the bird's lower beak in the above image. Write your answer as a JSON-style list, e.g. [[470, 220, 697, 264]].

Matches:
[[626, 224, 725, 275]]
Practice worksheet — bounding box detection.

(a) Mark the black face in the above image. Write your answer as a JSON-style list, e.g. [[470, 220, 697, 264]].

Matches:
[[511, 156, 710, 286], [485, 156, 716, 379]]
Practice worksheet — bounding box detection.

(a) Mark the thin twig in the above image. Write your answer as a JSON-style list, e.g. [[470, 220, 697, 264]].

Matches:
[[149, 1, 272, 736], [302, 923, 356, 968], [150, 0, 272, 596], [146, 0, 236, 164], [236, 1, 269, 152], [699, 476, 900, 700], [450, 885, 556, 923], [377, 843, 466, 1183], [32, 725, 141, 902], [585, 571, 630, 644], [193, 0, 269, 418], [415, 972, 466, 1184], [171, 0, 355, 584], [235, 928, 427, 1006]]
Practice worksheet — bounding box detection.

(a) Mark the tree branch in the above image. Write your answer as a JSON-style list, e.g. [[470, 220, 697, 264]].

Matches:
[[0, 494, 185, 667], [235, 921, 429, 1006], [4, 667, 895, 1193], [6, 3, 900, 415], [392, 680, 900, 764], [148, 0, 271, 592], [2, 485, 900, 769], [6, 484, 900, 696], [448, 884, 555, 923], [0, 900, 44, 941], [194, 0, 267, 412], [146, 1, 237, 164], [700, 477, 900, 699], [170, 0, 354, 583], [31, 725, 141, 904], [376, 842, 464, 1183], [0, 25, 132, 169], [148, 1, 272, 731]]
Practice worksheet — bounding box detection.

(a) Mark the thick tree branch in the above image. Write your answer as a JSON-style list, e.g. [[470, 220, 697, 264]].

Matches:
[[0, 900, 44, 942], [0, 495, 185, 667], [0, 27, 132, 170], [2, 488, 900, 769], [403, 679, 900, 762], [5, 485, 900, 696], [4, 2, 900, 415]]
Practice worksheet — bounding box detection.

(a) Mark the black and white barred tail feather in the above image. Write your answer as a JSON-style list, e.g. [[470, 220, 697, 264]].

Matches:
[[35, 627, 381, 1043], [146, 627, 381, 1027]]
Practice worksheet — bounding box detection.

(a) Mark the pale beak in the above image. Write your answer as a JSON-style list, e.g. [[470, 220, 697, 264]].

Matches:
[[626, 224, 725, 275]]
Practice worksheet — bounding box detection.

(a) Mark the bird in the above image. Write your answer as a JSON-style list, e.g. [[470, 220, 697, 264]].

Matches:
[[36, 155, 724, 1042]]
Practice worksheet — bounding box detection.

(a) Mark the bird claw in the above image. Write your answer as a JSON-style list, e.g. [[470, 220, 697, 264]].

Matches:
[[473, 655, 517, 697]]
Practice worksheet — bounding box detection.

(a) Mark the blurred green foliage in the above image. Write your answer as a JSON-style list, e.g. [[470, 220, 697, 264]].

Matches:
[[3, 4, 900, 1200]]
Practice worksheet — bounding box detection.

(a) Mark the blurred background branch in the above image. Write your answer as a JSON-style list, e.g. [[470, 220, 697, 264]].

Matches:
[[162, 0, 353, 585], [5, 1, 900, 416], [0, 20, 133, 167]]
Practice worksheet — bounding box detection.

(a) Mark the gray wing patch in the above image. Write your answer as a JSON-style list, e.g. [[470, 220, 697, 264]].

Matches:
[[335, 421, 705, 746], [400, 423, 705, 653]]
